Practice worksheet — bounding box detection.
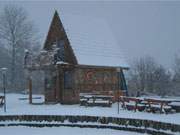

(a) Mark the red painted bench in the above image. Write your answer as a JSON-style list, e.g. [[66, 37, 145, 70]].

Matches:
[[120, 96, 145, 112], [144, 98, 172, 113]]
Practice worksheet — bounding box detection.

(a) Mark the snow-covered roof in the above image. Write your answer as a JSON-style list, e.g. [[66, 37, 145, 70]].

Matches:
[[44, 11, 129, 68]]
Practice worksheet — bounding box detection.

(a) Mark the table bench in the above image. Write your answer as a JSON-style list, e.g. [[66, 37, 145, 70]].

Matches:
[[120, 97, 174, 114], [120, 96, 145, 112], [143, 98, 173, 114], [80, 94, 113, 107]]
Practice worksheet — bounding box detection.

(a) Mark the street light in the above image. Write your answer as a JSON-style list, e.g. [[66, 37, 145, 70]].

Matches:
[[116, 67, 121, 114], [1, 67, 7, 112]]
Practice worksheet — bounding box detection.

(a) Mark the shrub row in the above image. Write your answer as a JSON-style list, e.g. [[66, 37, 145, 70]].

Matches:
[[0, 115, 179, 134]]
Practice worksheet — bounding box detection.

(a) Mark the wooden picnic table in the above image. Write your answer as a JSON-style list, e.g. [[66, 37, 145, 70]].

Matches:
[[80, 94, 113, 107], [119, 96, 175, 113], [143, 98, 172, 113], [169, 102, 180, 112], [119, 96, 145, 112]]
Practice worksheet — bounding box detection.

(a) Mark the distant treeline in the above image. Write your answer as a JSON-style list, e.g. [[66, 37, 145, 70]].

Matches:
[[127, 55, 180, 97]]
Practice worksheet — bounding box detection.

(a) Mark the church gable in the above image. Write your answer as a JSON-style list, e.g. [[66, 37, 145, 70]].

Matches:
[[44, 11, 77, 65]]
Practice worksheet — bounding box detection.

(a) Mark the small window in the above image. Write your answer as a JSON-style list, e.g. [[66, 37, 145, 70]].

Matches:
[[57, 40, 65, 61], [64, 71, 73, 89]]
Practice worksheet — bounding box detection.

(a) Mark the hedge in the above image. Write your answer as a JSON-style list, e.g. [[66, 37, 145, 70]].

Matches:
[[0, 115, 179, 135]]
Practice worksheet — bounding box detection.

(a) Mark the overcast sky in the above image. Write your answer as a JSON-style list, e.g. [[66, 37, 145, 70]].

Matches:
[[0, 1, 179, 68]]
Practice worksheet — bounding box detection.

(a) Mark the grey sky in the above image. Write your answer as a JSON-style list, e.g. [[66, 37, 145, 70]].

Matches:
[[0, 1, 179, 68]]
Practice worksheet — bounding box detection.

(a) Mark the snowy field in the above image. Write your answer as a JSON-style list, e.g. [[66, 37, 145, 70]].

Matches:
[[0, 93, 180, 125], [0, 126, 145, 135]]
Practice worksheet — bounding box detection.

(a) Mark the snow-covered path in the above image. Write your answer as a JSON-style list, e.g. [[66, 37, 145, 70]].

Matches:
[[0, 126, 145, 135], [0, 93, 180, 125]]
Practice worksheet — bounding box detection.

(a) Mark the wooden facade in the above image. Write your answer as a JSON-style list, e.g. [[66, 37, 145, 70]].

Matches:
[[26, 11, 128, 104], [44, 64, 127, 104]]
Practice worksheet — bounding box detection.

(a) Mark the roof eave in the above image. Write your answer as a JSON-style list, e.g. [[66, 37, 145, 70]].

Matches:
[[76, 64, 129, 70]]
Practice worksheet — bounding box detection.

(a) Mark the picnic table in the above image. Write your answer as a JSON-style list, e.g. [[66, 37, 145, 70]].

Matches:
[[144, 98, 172, 113], [120, 96, 145, 112], [169, 102, 180, 112], [0, 96, 5, 107], [119, 96, 176, 114], [80, 94, 113, 107]]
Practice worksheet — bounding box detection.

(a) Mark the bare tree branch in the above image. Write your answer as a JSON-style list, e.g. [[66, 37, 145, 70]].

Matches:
[[0, 4, 39, 90]]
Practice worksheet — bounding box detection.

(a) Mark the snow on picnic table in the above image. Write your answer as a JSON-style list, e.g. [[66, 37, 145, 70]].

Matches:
[[0, 93, 180, 125], [0, 126, 144, 135]]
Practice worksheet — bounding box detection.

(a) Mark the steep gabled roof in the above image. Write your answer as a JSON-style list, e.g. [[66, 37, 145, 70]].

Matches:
[[43, 11, 129, 68]]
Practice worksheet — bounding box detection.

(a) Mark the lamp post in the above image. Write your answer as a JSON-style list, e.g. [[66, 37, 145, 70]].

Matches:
[[1, 67, 7, 112], [116, 67, 121, 114]]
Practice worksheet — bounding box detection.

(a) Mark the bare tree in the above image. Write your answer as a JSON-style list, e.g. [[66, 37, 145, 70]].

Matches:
[[128, 56, 172, 96], [128, 56, 156, 94], [172, 54, 180, 95], [0, 5, 39, 90], [153, 65, 171, 96]]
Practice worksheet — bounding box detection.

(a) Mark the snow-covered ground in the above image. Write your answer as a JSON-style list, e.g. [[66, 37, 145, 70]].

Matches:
[[0, 93, 180, 125], [0, 126, 145, 135]]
